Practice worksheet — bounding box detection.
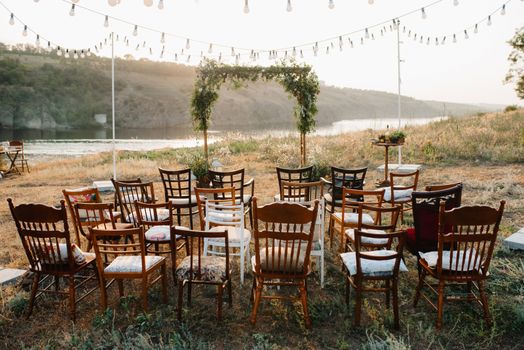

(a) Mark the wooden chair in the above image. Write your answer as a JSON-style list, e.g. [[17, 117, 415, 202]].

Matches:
[[159, 168, 200, 229], [274, 165, 313, 201], [172, 227, 232, 321], [280, 180, 326, 287], [330, 188, 384, 251], [344, 204, 401, 253], [7, 198, 98, 322], [8, 140, 29, 173], [250, 198, 319, 328], [407, 185, 463, 268], [113, 180, 160, 224], [74, 202, 133, 251], [208, 168, 255, 228], [63, 187, 103, 246], [110, 177, 141, 216], [425, 182, 462, 192], [134, 200, 188, 261], [413, 201, 505, 329], [90, 227, 168, 311], [340, 228, 408, 329], [384, 170, 419, 223], [194, 187, 236, 230], [321, 166, 367, 219]]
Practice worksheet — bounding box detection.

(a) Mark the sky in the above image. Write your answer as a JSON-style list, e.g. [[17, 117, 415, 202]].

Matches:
[[0, 0, 523, 106]]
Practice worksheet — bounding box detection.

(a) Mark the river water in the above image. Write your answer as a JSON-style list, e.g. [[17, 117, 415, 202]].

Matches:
[[0, 117, 445, 157]]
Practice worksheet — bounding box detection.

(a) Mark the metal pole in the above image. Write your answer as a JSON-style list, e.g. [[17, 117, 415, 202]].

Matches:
[[111, 32, 116, 180], [396, 19, 402, 166]]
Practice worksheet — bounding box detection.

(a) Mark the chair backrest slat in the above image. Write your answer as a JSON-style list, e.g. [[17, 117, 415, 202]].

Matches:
[[159, 168, 193, 202], [112, 180, 155, 224], [208, 169, 245, 202], [194, 187, 236, 230], [330, 166, 367, 200]]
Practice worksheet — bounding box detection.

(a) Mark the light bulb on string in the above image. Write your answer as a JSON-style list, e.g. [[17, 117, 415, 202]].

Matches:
[[287, 0, 292, 12], [326, 46, 329, 55], [208, 43, 213, 54], [35, 34, 40, 46], [365, 28, 369, 39], [474, 24, 478, 34], [135, 44, 139, 51], [175, 53, 178, 61], [350, 39, 354, 48], [453, 33, 457, 43], [158, 0, 164, 10], [57, 46, 62, 56], [22, 25, 28, 36], [231, 47, 235, 56], [408, 30, 411, 38], [454, 0, 459, 6], [413, 33, 417, 41], [142, 40, 146, 48], [380, 29, 383, 36], [487, 15, 491, 26], [186, 55, 191, 63], [368, 0, 374, 4], [442, 36, 446, 45], [426, 37, 430, 45], [149, 48, 153, 55], [133, 25, 138, 36], [87, 48, 92, 56], [34, 0, 40, 2], [64, 49, 70, 58], [161, 32, 165, 43], [328, 0, 335, 10], [73, 50, 78, 59], [300, 49, 304, 58], [186, 39, 190, 49], [419, 35, 423, 44], [243, 0, 250, 14], [361, 37, 364, 45], [69, 4, 75, 16], [81, 50, 85, 58], [501, 4, 505, 16], [421, 8, 427, 19], [292, 47, 296, 57], [47, 41, 51, 52], [464, 29, 469, 39], [104, 15, 109, 27], [72, 0, 79, 3], [144, 0, 153, 7], [108, 0, 118, 6], [9, 13, 14, 25], [435, 38, 439, 46]]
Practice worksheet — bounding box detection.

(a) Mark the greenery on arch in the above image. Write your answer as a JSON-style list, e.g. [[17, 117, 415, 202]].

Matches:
[[190, 60, 320, 164]]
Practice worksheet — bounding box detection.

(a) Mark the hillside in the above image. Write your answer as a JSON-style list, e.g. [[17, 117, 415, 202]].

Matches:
[[0, 45, 496, 130]]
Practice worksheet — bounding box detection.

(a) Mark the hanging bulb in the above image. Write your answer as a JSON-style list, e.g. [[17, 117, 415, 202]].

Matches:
[[435, 38, 439, 46], [186, 39, 190, 49], [149, 48, 153, 55], [160, 50, 164, 58], [501, 4, 505, 16], [143, 0, 153, 7], [161, 32, 165, 43], [350, 39, 354, 48], [292, 47, 296, 57], [361, 37, 364, 45], [142, 40, 146, 48], [47, 41, 51, 52], [186, 55, 191, 63], [69, 4, 75, 16], [453, 0, 459, 6], [80, 50, 85, 58], [57, 46, 62, 56], [326, 46, 329, 55], [73, 50, 78, 59], [235, 54, 240, 65], [300, 49, 304, 58], [421, 8, 427, 19], [243, 0, 250, 14], [104, 15, 109, 27], [442, 36, 446, 45], [487, 15, 491, 26], [365, 28, 369, 39], [108, 0, 118, 6], [158, 0, 164, 10], [413, 33, 417, 41], [35, 34, 40, 46], [426, 38, 430, 45], [453, 34, 457, 43], [175, 53, 178, 61], [34, 0, 40, 2], [72, 0, 79, 3], [135, 44, 140, 51], [22, 25, 28, 37], [328, 0, 335, 10], [87, 48, 92, 56], [286, 0, 292, 12], [464, 29, 469, 39], [133, 25, 138, 36], [368, 0, 374, 4], [64, 49, 70, 58], [474, 24, 478, 34], [419, 35, 423, 44], [9, 13, 14, 25], [208, 43, 213, 54], [231, 47, 235, 56]]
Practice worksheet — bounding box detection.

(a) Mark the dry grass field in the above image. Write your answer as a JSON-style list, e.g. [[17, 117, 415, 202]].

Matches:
[[0, 111, 523, 349]]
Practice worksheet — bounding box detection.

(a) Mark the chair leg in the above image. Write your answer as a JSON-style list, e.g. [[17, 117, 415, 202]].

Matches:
[[328, 216, 334, 249], [187, 281, 192, 306], [100, 277, 108, 310], [217, 285, 223, 321], [354, 279, 362, 327], [413, 269, 426, 307], [189, 207, 194, 229], [300, 281, 311, 329], [250, 277, 263, 325], [176, 208, 182, 226], [478, 280, 492, 327], [54, 275, 60, 292], [26, 272, 40, 319], [68, 275, 76, 322], [392, 279, 400, 330], [227, 279, 233, 307], [248, 205, 254, 229], [240, 245, 245, 285], [117, 280, 124, 297], [161, 264, 168, 304], [385, 280, 391, 308], [320, 250, 325, 289], [177, 281, 184, 320], [436, 280, 445, 330], [345, 276, 350, 306], [142, 276, 149, 311]]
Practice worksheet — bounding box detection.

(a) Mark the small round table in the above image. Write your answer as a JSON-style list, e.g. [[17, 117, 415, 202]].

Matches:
[[372, 141, 403, 187]]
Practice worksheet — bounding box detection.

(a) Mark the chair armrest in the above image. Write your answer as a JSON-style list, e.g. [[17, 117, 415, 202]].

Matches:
[[320, 177, 332, 187], [244, 178, 255, 196]]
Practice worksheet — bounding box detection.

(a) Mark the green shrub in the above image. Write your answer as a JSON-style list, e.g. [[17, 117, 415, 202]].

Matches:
[[504, 105, 518, 112]]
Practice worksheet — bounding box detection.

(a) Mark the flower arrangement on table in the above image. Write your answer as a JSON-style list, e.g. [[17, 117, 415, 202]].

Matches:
[[374, 130, 406, 145]]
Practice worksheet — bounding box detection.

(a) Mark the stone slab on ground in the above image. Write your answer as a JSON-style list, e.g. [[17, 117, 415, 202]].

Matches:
[[0, 268, 27, 285], [377, 163, 423, 174], [93, 180, 114, 193], [503, 229, 524, 251]]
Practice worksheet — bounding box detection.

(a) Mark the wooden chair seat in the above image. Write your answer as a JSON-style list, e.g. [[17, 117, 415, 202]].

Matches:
[[345, 228, 389, 245], [105, 255, 165, 274], [332, 212, 374, 225], [383, 188, 413, 202], [143, 225, 186, 242], [419, 249, 483, 272], [176, 255, 229, 282], [169, 195, 205, 206], [208, 226, 251, 243], [251, 248, 309, 274], [341, 250, 408, 277], [126, 208, 170, 224]]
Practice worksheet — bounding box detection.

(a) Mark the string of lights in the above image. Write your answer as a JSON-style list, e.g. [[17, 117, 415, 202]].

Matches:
[[0, 0, 520, 65]]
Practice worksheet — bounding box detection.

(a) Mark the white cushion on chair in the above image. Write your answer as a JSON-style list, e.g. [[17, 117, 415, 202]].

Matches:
[[340, 250, 408, 277], [169, 195, 203, 206], [126, 208, 170, 223], [323, 193, 343, 204], [383, 188, 413, 202], [332, 212, 374, 225], [345, 228, 389, 245], [273, 194, 307, 202], [208, 226, 251, 243], [176, 256, 227, 282], [105, 255, 164, 273], [419, 249, 481, 271], [144, 225, 187, 241]]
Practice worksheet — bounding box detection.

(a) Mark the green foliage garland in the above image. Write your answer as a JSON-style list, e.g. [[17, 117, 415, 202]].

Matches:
[[506, 27, 524, 100]]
